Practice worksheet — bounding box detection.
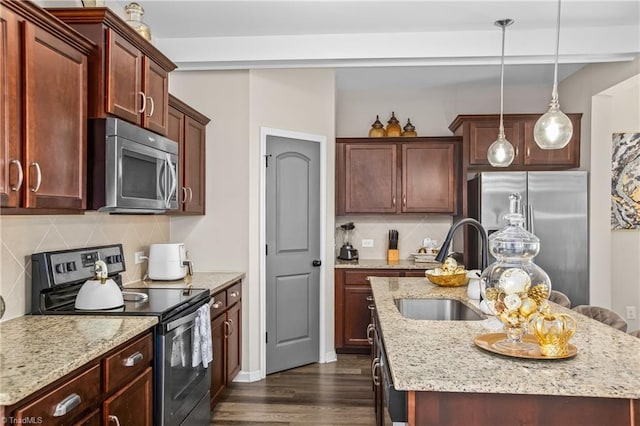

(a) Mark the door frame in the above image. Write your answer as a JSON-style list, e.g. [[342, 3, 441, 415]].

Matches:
[[259, 126, 327, 379]]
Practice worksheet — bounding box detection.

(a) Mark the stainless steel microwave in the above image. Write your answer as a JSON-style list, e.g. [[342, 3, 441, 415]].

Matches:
[[88, 118, 178, 213]]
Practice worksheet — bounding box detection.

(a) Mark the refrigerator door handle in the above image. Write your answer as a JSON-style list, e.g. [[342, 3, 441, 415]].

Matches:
[[528, 204, 535, 234]]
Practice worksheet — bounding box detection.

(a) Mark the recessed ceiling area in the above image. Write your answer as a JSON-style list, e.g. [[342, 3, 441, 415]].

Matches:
[[39, 0, 639, 89]]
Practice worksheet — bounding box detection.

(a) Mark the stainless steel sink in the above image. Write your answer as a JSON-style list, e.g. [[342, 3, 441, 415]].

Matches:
[[394, 298, 483, 320]]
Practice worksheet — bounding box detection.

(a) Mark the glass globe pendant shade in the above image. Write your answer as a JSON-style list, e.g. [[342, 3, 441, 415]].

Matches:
[[533, 100, 573, 149], [487, 133, 515, 167]]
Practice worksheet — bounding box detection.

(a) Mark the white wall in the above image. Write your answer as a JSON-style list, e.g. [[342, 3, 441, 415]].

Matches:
[[170, 68, 335, 377], [560, 57, 640, 330]]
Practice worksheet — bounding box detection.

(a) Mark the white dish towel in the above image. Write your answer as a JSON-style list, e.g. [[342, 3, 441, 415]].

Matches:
[[192, 304, 213, 368]]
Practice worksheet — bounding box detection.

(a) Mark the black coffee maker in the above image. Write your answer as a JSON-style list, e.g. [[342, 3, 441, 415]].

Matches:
[[337, 222, 359, 260]]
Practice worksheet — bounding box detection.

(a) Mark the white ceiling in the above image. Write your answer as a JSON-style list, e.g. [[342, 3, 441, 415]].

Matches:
[[41, 0, 640, 89]]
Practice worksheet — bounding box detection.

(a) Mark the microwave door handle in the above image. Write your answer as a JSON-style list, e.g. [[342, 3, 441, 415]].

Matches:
[[165, 154, 177, 208], [158, 158, 166, 202]]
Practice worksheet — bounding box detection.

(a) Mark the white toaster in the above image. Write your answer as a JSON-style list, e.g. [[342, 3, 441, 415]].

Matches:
[[148, 243, 192, 280]]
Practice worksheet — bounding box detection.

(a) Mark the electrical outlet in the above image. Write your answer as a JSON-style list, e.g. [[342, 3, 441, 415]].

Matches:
[[134, 251, 147, 264], [362, 239, 374, 248], [625, 306, 637, 320]]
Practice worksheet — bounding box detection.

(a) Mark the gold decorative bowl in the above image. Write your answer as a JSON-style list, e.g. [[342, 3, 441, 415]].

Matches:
[[425, 269, 469, 287]]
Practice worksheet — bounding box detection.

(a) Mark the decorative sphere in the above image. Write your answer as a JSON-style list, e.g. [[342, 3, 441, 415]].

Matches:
[[499, 268, 531, 294]]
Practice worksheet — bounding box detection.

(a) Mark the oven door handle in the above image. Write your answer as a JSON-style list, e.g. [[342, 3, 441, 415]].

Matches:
[[166, 300, 210, 331]]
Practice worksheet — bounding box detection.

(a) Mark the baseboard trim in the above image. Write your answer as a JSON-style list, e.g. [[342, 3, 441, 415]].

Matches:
[[233, 369, 262, 383], [322, 350, 337, 363]]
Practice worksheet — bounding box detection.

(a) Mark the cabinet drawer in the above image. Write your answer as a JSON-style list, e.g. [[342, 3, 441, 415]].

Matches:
[[403, 270, 427, 277], [211, 290, 227, 318], [344, 270, 401, 285], [104, 333, 153, 394], [14, 364, 101, 425], [227, 282, 242, 305]]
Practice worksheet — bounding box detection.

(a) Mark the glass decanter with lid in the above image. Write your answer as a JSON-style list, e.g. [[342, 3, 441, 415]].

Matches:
[[480, 193, 551, 351]]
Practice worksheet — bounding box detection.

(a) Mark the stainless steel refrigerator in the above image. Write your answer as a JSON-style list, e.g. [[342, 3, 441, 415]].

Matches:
[[467, 171, 589, 306]]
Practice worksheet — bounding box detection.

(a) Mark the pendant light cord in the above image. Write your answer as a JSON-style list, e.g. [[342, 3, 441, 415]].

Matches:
[[498, 22, 507, 138], [552, 0, 562, 103]]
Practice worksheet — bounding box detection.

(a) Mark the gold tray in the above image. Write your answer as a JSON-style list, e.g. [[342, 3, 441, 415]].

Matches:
[[474, 333, 577, 360]]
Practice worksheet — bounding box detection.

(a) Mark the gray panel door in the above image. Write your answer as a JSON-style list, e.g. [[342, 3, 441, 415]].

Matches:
[[527, 171, 589, 306], [266, 135, 320, 375]]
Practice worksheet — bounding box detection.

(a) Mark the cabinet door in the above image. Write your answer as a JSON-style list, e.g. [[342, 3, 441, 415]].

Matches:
[[210, 313, 226, 406], [343, 286, 374, 348], [23, 21, 86, 209], [103, 367, 152, 426], [344, 144, 397, 213], [74, 409, 100, 426], [402, 142, 457, 213], [183, 116, 206, 214], [142, 56, 169, 135], [468, 120, 521, 166], [106, 29, 142, 126], [0, 7, 21, 208], [522, 115, 580, 167], [226, 302, 242, 384]]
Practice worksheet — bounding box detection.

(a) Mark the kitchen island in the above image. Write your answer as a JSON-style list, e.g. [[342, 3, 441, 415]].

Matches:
[[370, 276, 640, 426]]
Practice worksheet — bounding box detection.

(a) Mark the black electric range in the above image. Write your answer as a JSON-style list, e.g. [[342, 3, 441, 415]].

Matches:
[[31, 244, 209, 319]]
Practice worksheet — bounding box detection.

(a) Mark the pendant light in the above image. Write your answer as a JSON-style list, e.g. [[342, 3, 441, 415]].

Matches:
[[487, 19, 515, 168], [533, 0, 573, 149]]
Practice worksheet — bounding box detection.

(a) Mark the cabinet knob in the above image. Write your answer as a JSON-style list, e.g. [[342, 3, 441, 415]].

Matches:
[[9, 159, 23, 191]]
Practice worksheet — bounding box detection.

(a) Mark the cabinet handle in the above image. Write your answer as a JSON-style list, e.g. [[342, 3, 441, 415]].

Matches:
[[365, 276, 370, 282], [146, 96, 155, 117], [230, 291, 240, 298], [181, 187, 188, 203], [228, 318, 234, 336], [526, 146, 530, 157], [403, 194, 407, 207], [138, 91, 146, 113], [53, 393, 81, 417], [187, 187, 193, 203], [371, 358, 380, 387], [366, 323, 375, 344], [224, 320, 230, 338], [515, 146, 520, 158], [123, 351, 144, 367], [9, 159, 23, 191], [29, 162, 42, 192], [368, 304, 375, 311], [108, 415, 121, 426], [366, 295, 374, 302], [392, 196, 396, 207]]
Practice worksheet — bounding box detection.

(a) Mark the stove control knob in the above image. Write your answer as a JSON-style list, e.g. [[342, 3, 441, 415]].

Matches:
[[66, 261, 77, 271], [117, 254, 123, 263], [55, 263, 67, 273], [106, 255, 118, 264]]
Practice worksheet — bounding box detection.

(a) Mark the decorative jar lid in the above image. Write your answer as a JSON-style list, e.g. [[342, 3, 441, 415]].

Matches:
[[489, 193, 540, 259]]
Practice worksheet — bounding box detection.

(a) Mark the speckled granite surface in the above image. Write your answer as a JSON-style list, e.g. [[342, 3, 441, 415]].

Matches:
[[370, 276, 640, 399], [126, 272, 245, 294], [0, 315, 157, 406], [336, 259, 440, 269]]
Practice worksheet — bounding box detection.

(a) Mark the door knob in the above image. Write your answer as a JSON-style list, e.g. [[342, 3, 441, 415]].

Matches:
[[312, 260, 322, 267]]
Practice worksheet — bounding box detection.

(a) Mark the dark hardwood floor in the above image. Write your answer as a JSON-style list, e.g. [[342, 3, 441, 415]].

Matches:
[[211, 354, 376, 425]]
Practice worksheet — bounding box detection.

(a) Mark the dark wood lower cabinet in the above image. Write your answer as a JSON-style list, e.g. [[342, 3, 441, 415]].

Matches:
[[335, 268, 426, 353], [103, 367, 152, 426], [409, 391, 638, 426], [210, 279, 243, 409], [74, 409, 101, 426]]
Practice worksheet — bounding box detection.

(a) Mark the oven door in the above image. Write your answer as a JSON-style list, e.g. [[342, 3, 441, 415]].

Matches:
[[103, 135, 178, 212], [157, 301, 212, 426]]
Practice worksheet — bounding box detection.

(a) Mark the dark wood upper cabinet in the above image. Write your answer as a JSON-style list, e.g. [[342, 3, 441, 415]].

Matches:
[[47, 7, 176, 136], [1, 1, 93, 212], [168, 95, 210, 215], [336, 137, 461, 215], [449, 113, 582, 170]]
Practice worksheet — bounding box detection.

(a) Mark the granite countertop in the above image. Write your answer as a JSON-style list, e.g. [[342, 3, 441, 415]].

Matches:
[[0, 315, 158, 406], [370, 276, 640, 399], [125, 271, 245, 294], [336, 258, 440, 269]]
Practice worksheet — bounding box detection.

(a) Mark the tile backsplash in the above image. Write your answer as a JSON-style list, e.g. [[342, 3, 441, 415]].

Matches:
[[335, 215, 453, 260], [0, 212, 169, 321]]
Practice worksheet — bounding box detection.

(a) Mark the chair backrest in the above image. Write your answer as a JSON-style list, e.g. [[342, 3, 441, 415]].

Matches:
[[548, 290, 571, 308], [629, 330, 640, 338], [572, 305, 628, 332]]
